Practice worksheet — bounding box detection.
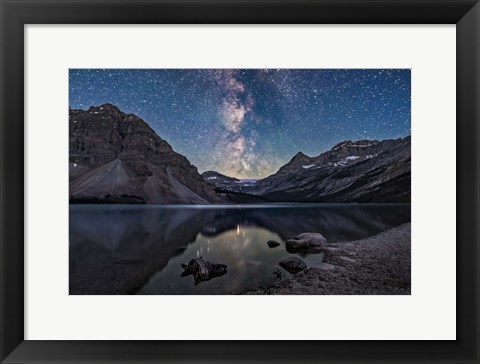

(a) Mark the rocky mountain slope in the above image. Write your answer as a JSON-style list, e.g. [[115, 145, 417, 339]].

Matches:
[[69, 104, 220, 204], [204, 136, 411, 203]]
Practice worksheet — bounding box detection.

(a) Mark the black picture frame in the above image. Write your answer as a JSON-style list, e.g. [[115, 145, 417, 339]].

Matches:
[[1, 0, 478, 363]]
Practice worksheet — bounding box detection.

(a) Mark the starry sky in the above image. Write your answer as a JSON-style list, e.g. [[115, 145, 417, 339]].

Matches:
[[69, 69, 410, 179]]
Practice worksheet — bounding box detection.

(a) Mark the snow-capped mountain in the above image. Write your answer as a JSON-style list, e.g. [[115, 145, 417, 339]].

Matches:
[[201, 171, 259, 194], [204, 136, 411, 203]]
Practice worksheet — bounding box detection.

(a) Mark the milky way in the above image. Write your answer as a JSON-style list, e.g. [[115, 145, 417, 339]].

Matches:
[[69, 69, 410, 179]]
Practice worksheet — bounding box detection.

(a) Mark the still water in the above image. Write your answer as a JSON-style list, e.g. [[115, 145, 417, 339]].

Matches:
[[69, 204, 410, 295]]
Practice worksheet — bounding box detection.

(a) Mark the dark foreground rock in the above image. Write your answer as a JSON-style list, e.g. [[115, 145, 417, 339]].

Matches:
[[181, 257, 228, 285], [243, 223, 411, 295], [279, 257, 307, 274], [267, 240, 281, 248], [286, 232, 327, 249]]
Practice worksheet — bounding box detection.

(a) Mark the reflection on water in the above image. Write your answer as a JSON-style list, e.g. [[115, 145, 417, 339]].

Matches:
[[69, 204, 411, 295], [138, 226, 325, 294]]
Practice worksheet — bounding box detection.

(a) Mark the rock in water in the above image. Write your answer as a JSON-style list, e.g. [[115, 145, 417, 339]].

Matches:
[[286, 233, 327, 250], [267, 240, 281, 248], [279, 257, 307, 274], [181, 257, 228, 285]]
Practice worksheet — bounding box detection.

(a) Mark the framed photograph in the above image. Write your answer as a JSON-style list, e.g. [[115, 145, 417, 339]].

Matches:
[[68, 68, 412, 296], [1, 0, 478, 363]]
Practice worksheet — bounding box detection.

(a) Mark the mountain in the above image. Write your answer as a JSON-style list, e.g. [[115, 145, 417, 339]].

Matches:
[[202, 170, 239, 186], [205, 136, 411, 203], [69, 104, 410, 204], [69, 104, 221, 204], [201, 170, 260, 194], [275, 151, 314, 175]]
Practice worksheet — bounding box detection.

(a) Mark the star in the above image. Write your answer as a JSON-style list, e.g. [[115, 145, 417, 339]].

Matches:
[[69, 69, 411, 178]]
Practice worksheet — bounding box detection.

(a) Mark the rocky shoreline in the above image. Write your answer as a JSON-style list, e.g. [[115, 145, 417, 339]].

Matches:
[[242, 222, 411, 295]]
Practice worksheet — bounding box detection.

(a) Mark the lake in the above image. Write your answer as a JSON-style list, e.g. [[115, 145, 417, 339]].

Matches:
[[69, 204, 411, 295]]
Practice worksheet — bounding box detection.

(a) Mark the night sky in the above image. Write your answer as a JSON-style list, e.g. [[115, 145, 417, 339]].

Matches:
[[69, 69, 410, 179]]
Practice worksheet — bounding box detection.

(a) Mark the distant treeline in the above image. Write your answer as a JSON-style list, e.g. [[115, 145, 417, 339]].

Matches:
[[69, 194, 146, 204]]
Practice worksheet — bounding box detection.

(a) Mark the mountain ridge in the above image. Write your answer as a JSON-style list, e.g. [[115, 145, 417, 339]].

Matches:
[[69, 103, 410, 204], [204, 136, 411, 203], [69, 104, 220, 204]]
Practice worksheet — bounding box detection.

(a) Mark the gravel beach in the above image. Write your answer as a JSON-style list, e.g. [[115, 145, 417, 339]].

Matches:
[[243, 222, 411, 295]]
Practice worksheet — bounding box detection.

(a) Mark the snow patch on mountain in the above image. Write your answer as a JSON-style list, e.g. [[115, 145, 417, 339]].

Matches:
[[236, 179, 258, 186], [351, 143, 376, 147]]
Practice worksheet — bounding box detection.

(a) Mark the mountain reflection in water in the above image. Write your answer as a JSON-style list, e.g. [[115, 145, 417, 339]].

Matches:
[[69, 204, 411, 295]]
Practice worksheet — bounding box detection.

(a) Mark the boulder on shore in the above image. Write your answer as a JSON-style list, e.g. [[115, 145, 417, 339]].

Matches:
[[279, 257, 307, 274], [267, 240, 281, 248], [286, 232, 327, 250]]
